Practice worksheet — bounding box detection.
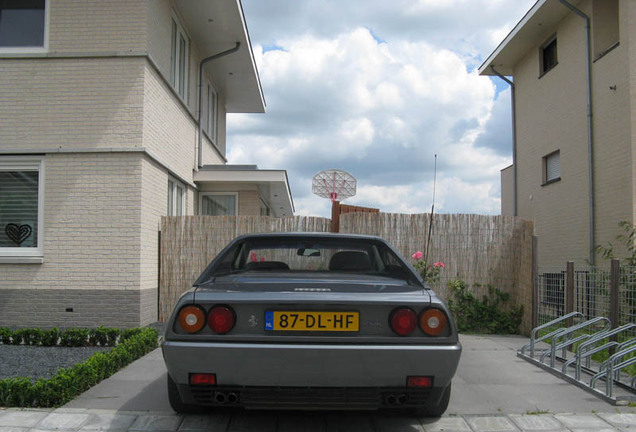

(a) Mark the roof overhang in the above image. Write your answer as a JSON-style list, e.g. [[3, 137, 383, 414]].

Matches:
[[479, 0, 582, 77], [194, 165, 295, 217], [174, 0, 265, 113]]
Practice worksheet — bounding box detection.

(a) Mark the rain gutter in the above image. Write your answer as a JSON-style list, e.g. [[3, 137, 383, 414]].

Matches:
[[490, 66, 517, 217], [197, 42, 241, 169], [558, 0, 595, 265]]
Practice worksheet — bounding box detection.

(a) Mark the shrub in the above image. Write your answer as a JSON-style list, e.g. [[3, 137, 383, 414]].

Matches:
[[0, 327, 127, 348], [447, 279, 524, 334], [0, 327, 158, 407]]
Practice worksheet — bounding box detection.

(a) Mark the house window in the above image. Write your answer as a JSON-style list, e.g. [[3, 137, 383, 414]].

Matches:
[[593, 0, 619, 60], [540, 36, 558, 75], [205, 81, 218, 143], [543, 150, 561, 185], [201, 193, 237, 216], [168, 178, 186, 216], [0, 0, 47, 51], [0, 157, 44, 258], [170, 13, 189, 101]]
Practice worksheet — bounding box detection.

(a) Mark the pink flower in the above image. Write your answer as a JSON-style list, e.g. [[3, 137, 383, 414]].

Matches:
[[433, 262, 445, 268], [412, 251, 424, 260], [250, 252, 258, 262], [260, 256, 266, 262]]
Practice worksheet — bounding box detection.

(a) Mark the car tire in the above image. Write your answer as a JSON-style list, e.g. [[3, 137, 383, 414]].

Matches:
[[167, 374, 202, 414], [412, 383, 451, 417]]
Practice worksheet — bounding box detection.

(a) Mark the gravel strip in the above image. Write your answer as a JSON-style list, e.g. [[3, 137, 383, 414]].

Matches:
[[0, 345, 111, 381]]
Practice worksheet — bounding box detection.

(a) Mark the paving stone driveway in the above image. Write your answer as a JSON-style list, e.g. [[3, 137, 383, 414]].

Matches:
[[3, 334, 636, 431]]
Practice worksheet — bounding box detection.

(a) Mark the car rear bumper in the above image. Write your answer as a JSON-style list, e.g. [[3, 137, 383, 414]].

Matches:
[[163, 340, 461, 409]]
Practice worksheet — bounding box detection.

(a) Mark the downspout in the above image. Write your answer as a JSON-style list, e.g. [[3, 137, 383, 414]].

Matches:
[[490, 66, 518, 217], [558, 0, 595, 265], [197, 42, 241, 169]]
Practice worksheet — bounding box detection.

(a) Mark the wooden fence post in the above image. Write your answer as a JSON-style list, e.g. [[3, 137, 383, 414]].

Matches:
[[610, 258, 620, 329], [331, 201, 340, 233], [566, 261, 574, 326]]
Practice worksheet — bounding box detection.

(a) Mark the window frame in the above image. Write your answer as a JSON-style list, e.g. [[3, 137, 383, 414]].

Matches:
[[0, 156, 45, 261], [205, 80, 218, 144], [200, 192, 238, 216], [542, 150, 561, 186], [167, 177, 186, 216], [540, 35, 558, 77], [170, 11, 189, 102], [0, 0, 50, 54]]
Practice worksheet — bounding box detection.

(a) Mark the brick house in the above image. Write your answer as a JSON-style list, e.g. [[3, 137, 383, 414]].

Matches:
[[0, 0, 293, 328], [479, 0, 634, 269]]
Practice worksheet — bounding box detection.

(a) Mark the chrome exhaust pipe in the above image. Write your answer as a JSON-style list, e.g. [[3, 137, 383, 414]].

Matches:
[[227, 392, 239, 404], [214, 391, 227, 404]]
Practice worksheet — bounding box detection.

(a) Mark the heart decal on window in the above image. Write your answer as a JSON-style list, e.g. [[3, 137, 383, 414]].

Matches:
[[5, 223, 33, 246]]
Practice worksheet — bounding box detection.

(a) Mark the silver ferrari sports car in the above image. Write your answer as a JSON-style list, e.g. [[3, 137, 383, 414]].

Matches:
[[162, 233, 461, 416]]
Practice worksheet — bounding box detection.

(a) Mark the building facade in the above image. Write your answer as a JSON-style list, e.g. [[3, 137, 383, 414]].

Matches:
[[0, 0, 293, 328], [480, 0, 635, 269]]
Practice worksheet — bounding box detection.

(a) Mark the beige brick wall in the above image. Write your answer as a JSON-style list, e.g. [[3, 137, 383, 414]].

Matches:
[[591, 7, 633, 259], [0, 58, 145, 150], [147, 0, 173, 79], [0, 152, 142, 291], [500, 165, 514, 217], [0, 0, 240, 326], [142, 63, 197, 180], [144, 0, 228, 166], [49, 0, 147, 53], [139, 157, 168, 325], [239, 190, 261, 216], [628, 0, 636, 223], [512, 0, 636, 268], [515, 0, 593, 268]]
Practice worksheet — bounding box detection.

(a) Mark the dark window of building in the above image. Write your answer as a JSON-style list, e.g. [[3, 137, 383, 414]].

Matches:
[[543, 150, 561, 185], [0, 0, 45, 48], [541, 36, 558, 75]]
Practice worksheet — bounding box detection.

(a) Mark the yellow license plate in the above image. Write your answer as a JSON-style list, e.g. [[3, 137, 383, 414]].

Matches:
[[265, 311, 359, 332]]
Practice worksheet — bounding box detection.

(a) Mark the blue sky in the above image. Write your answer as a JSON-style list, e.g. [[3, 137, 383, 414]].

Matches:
[[228, 0, 537, 217]]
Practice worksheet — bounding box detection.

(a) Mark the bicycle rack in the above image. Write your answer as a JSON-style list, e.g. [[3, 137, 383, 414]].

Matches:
[[518, 313, 636, 405]]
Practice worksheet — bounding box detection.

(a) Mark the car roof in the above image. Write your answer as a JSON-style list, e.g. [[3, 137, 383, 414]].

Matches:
[[232, 232, 387, 242]]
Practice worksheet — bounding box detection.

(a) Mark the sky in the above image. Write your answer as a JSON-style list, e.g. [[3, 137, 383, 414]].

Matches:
[[227, 0, 537, 218]]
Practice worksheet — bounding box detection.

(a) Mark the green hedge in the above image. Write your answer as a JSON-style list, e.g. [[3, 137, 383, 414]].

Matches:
[[0, 326, 143, 347], [0, 327, 158, 407]]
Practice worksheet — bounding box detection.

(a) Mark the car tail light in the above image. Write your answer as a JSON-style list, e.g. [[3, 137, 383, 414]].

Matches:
[[419, 308, 448, 336], [177, 305, 206, 334], [208, 305, 236, 334], [407, 376, 433, 388], [389, 307, 417, 336], [190, 373, 216, 386]]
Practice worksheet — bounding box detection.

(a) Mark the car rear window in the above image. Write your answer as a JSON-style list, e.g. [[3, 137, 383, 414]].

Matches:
[[205, 236, 419, 284]]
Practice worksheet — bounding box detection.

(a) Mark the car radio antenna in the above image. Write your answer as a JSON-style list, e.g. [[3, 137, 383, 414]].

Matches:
[[424, 154, 437, 264]]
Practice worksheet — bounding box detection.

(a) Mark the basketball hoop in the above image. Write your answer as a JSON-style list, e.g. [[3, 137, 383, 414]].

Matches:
[[312, 169, 357, 203]]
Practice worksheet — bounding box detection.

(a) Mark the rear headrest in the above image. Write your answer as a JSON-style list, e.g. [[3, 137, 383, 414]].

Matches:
[[328, 251, 371, 272]]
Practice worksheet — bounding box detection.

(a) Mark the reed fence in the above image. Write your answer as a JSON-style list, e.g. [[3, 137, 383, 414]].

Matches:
[[159, 213, 534, 332], [340, 212, 535, 333], [159, 215, 330, 321]]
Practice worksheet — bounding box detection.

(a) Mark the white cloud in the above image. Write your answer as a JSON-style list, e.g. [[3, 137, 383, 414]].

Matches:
[[228, 0, 536, 218]]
